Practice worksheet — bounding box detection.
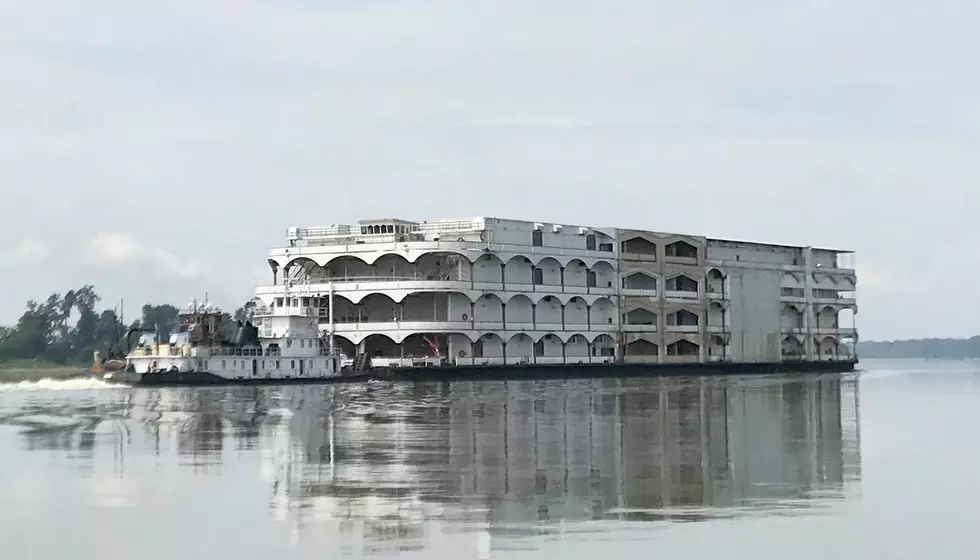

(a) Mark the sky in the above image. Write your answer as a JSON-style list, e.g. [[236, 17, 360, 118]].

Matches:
[[0, 0, 976, 342]]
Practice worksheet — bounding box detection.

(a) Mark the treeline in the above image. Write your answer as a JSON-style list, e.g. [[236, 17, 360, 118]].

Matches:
[[859, 338, 980, 359], [0, 285, 244, 366]]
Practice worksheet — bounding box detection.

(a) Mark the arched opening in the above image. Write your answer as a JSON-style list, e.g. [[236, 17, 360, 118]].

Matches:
[[535, 333, 564, 361], [707, 335, 727, 361], [325, 256, 373, 281], [535, 295, 563, 328], [623, 271, 658, 291], [590, 297, 616, 326], [359, 293, 399, 323], [507, 333, 534, 365], [781, 304, 804, 330], [591, 261, 616, 289], [536, 257, 562, 288], [665, 240, 698, 259], [566, 334, 590, 361], [706, 268, 725, 294], [667, 339, 699, 357], [781, 336, 804, 359], [625, 339, 659, 357], [401, 333, 446, 359], [473, 293, 504, 325], [472, 253, 505, 285], [707, 302, 725, 328], [593, 334, 616, 360], [329, 295, 358, 324], [415, 252, 469, 282], [360, 333, 399, 359], [268, 259, 280, 285], [817, 306, 838, 330], [328, 335, 356, 359], [624, 307, 658, 326], [504, 255, 534, 287], [564, 296, 589, 325], [373, 254, 414, 280], [665, 275, 698, 294], [820, 336, 839, 359], [473, 333, 505, 362], [667, 309, 699, 327], [283, 257, 323, 284], [838, 307, 856, 332], [401, 292, 450, 322], [505, 295, 534, 328], [621, 237, 657, 256], [564, 259, 589, 288]]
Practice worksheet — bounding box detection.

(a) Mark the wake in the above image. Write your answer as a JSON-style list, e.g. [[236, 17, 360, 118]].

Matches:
[[0, 377, 126, 392]]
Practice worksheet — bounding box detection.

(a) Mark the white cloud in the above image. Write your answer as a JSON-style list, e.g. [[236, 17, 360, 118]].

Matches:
[[8, 238, 51, 264], [85, 232, 203, 279], [1, 0, 979, 339]]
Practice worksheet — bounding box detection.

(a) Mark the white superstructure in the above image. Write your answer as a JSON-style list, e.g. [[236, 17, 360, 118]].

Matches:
[[117, 299, 343, 381], [254, 217, 857, 368]]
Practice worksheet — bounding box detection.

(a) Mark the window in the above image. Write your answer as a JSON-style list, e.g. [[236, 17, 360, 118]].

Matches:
[[600, 347, 615, 357], [533, 340, 544, 356], [586, 234, 596, 250], [598, 243, 613, 252], [587, 271, 597, 287], [533, 268, 544, 285], [221, 360, 226, 369], [275, 360, 280, 369], [532, 230, 543, 246], [291, 360, 296, 369]]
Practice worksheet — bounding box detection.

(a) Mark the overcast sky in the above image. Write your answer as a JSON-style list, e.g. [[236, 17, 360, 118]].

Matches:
[[0, 1, 975, 341]]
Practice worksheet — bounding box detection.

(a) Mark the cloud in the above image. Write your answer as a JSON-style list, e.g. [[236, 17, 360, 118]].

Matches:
[[7, 238, 51, 264], [1, 0, 979, 340], [84, 232, 203, 279]]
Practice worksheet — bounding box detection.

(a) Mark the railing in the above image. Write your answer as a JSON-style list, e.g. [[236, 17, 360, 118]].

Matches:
[[410, 219, 484, 233]]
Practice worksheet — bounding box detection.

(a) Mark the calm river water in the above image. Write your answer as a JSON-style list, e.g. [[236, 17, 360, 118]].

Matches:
[[1, 359, 977, 558]]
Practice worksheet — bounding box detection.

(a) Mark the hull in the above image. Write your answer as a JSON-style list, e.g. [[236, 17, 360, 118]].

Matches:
[[100, 359, 857, 387]]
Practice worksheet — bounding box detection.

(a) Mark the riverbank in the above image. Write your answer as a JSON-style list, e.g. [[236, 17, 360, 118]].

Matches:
[[0, 365, 86, 383]]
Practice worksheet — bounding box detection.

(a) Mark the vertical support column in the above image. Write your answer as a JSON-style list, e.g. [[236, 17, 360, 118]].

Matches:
[[500, 263, 506, 291], [502, 341, 508, 365], [501, 303, 507, 330], [470, 301, 476, 330], [559, 267, 565, 292], [470, 261, 475, 290], [562, 341, 567, 364], [328, 282, 335, 356], [532, 304, 537, 330], [803, 247, 816, 360], [560, 305, 566, 331]]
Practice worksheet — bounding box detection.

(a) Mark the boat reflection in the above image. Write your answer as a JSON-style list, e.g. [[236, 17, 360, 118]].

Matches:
[[0, 374, 860, 554]]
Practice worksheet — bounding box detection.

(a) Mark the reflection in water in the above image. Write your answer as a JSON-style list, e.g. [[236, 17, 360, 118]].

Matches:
[[0, 374, 860, 555]]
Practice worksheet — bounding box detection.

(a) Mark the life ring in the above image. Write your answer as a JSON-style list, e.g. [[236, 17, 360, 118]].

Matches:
[[458, 350, 466, 357], [462, 313, 469, 321]]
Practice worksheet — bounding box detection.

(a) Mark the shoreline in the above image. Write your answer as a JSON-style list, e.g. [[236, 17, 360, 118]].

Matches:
[[0, 366, 87, 383]]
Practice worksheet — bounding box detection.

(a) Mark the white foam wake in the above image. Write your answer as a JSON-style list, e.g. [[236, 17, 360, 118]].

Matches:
[[0, 377, 126, 392]]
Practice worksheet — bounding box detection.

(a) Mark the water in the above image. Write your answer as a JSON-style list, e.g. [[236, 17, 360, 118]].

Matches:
[[0, 359, 977, 558]]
